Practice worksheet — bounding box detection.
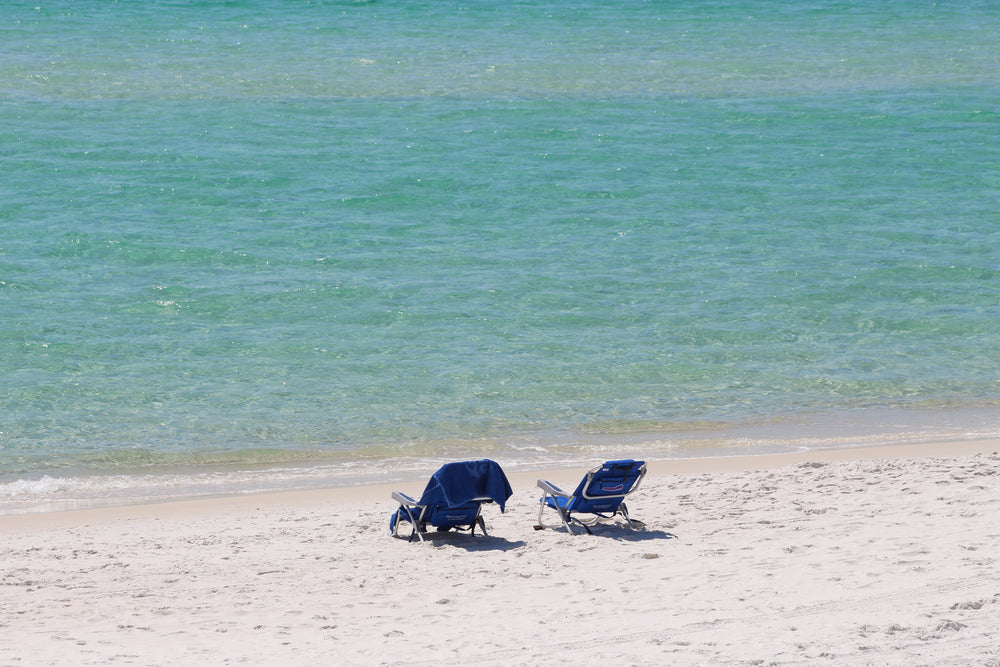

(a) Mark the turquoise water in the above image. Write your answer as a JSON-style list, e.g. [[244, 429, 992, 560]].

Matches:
[[2, 1, 999, 509]]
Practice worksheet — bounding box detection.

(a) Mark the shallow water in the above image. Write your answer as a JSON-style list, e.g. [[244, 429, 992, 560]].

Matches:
[[2, 0, 999, 510]]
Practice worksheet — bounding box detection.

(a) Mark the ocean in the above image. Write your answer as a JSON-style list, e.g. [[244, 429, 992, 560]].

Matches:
[[3, 0, 999, 512]]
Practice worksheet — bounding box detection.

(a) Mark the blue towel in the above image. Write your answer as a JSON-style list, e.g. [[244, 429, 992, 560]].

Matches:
[[418, 459, 513, 512]]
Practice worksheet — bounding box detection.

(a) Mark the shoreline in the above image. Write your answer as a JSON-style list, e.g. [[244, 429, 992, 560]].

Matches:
[[2, 435, 997, 528], [3, 403, 998, 517]]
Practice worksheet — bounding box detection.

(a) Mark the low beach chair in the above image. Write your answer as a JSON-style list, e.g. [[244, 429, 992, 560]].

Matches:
[[536, 459, 646, 534], [389, 459, 514, 542]]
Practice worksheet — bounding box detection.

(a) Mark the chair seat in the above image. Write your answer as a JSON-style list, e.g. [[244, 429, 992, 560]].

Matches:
[[543, 495, 570, 511]]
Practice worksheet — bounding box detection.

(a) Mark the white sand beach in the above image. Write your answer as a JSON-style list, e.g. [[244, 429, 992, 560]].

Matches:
[[2, 439, 999, 666]]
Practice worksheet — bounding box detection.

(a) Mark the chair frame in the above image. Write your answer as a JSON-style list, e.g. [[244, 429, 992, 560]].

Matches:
[[390, 491, 492, 542], [536, 461, 647, 534]]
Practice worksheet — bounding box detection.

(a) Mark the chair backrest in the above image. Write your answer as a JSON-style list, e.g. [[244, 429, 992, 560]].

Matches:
[[570, 460, 646, 514]]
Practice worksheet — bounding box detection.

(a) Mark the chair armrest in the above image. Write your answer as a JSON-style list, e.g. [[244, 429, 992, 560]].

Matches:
[[392, 491, 419, 506], [536, 479, 569, 497]]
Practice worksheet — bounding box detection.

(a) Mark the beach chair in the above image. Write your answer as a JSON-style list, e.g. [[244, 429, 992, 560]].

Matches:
[[536, 459, 646, 534], [389, 459, 514, 542]]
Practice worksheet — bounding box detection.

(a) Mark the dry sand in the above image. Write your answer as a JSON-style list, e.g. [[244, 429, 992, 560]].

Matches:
[[2, 439, 999, 666]]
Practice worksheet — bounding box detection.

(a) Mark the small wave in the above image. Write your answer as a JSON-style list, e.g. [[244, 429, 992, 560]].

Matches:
[[0, 476, 77, 499]]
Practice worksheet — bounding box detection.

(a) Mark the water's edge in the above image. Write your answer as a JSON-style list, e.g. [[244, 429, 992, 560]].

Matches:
[[3, 405, 997, 516]]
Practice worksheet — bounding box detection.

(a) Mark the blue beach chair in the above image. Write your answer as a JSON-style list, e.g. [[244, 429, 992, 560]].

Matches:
[[389, 459, 514, 542], [536, 460, 647, 534]]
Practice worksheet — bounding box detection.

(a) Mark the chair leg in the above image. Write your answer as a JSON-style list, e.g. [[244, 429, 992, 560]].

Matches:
[[404, 507, 426, 542], [558, 509, 578, 534], [537, 495, 578, 534], [619, 503, 642, 530]]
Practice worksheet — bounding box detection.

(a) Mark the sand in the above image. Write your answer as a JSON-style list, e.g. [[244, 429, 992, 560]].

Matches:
[[2, 439, 999, 666]]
